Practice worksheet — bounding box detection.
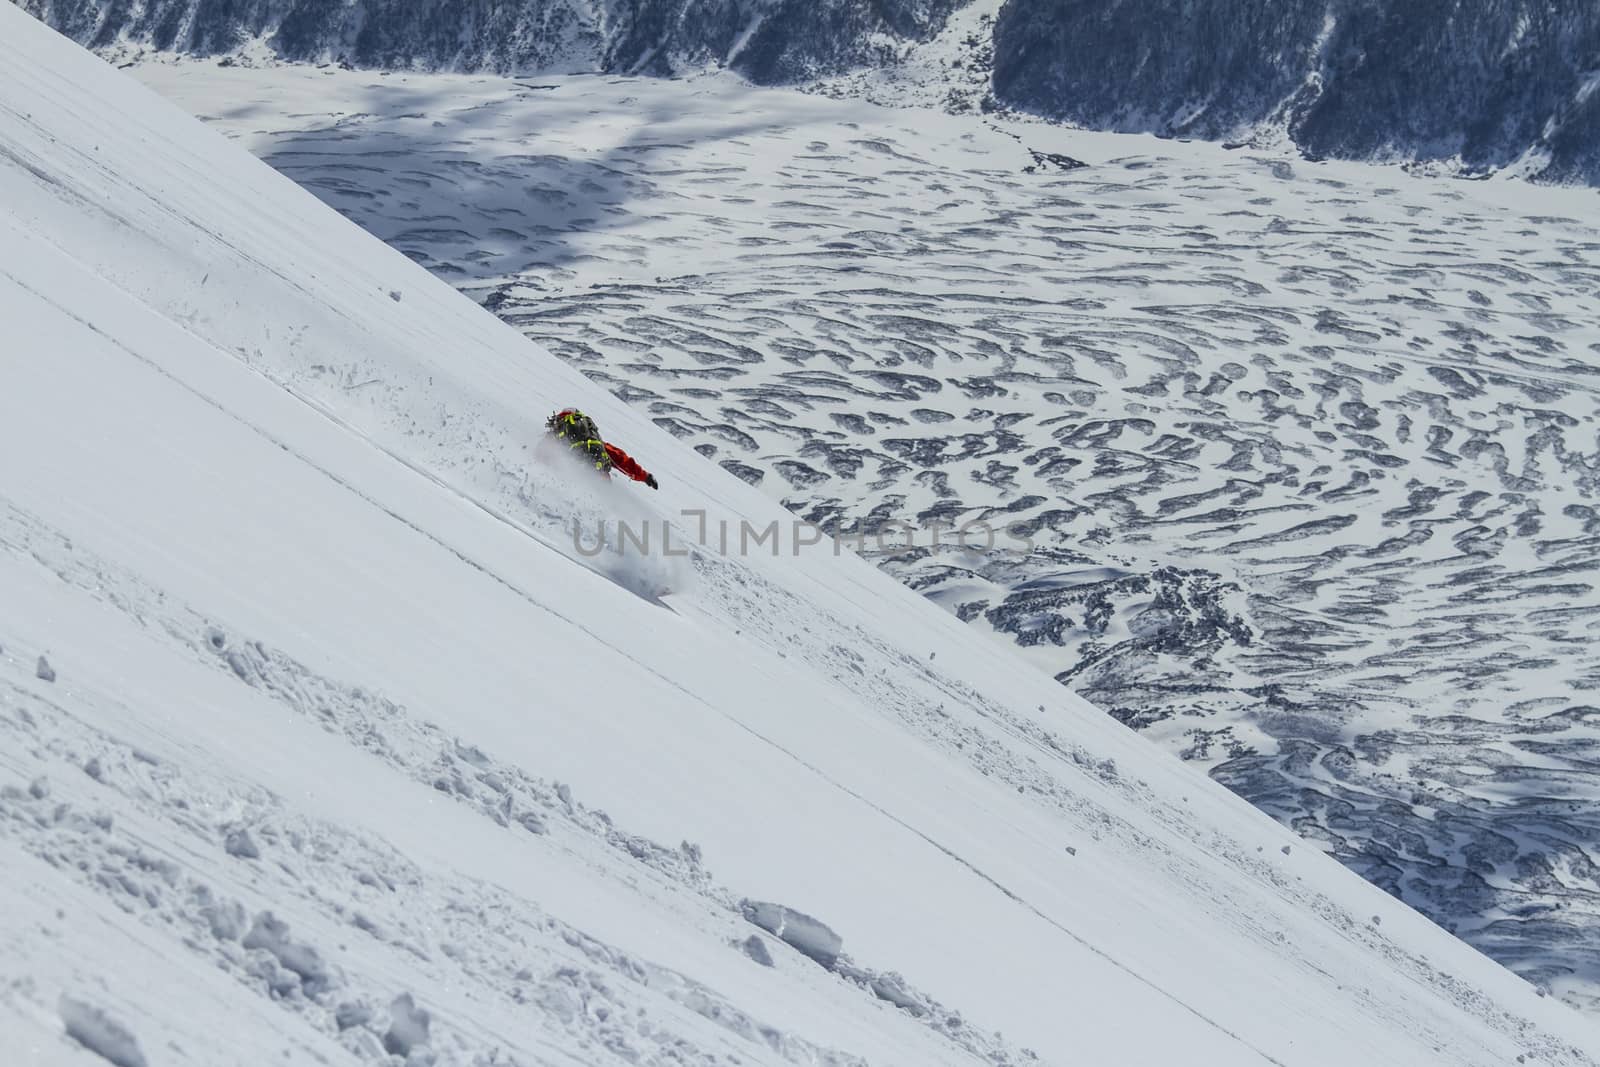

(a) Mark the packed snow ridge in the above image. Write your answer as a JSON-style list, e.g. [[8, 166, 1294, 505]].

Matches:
[[16, 0, 1600, 183], [4, 8, 1600, 1067]]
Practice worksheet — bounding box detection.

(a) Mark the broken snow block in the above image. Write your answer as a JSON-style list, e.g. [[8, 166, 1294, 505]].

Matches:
[[739, 934, 774, 967], [224, 827, 261, 860], [58, 996, 148, 1067], [384, 993, 432, 1058], [740, 900, 843, 969], [335, 1000, 372, 1030], [243, 912, 332, 996], [869, 972, 928, 1016]]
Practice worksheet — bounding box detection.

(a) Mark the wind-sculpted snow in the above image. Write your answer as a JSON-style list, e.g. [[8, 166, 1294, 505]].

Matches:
[[132, 62, 1600, 1010]]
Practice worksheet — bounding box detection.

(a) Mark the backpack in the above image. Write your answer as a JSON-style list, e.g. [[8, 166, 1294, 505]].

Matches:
[[547, 410, 612, 473], [548, 409, 602, 444]]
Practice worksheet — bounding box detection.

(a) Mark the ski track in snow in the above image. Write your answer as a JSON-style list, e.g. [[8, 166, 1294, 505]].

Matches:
[[0, 501, 1025, 1067], [122, 58, 1600, 1012]]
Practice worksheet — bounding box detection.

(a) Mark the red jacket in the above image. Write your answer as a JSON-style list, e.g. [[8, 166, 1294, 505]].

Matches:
[[604, 442, 652, 484]]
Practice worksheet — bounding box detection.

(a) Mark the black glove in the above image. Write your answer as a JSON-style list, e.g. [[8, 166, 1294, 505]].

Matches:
[[645, 473, 659, 490]]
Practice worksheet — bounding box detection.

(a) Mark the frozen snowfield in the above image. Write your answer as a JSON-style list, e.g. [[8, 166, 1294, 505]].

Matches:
[[116, 53, 1600, 1011], [4, 9, 1600, 1065]]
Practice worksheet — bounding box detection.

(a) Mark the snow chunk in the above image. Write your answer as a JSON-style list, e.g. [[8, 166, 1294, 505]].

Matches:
[[739, 934, 774, 967], [740, 900, 843, 968], [242, 912, 332, 995], [868, 972, 927, 1016], [384, 992, 432, 1057], [202, 897, 248, 941], [224, 827, 261, 859], [335, 1000, 372, 1030], [58, 996, 148, 1067], [35, 655, 56, 682]]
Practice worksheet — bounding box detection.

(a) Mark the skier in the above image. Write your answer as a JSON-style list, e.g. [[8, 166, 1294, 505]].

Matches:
[[543, 408, 659, 489]]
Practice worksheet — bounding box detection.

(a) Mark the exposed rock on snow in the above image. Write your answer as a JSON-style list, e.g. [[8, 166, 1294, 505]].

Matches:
[[16, 0, 968, 89], [991, 0, 1600, 183]]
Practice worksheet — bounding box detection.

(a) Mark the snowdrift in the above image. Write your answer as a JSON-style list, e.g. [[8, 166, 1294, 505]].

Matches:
[[2, 7, 1597, 1065]]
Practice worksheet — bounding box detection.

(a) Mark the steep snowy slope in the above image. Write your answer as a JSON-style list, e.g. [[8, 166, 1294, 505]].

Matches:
[[125, 58, 1600, 1011], [4, 9, 1600, 1066]]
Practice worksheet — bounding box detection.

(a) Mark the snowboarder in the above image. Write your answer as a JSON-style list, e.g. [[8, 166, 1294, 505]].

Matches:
[[543, 408, 659, 489]]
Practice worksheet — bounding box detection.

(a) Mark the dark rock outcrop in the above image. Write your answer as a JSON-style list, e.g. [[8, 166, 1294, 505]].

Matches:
[[992, 0, 1600, 182], [19, 0, 966, 82]]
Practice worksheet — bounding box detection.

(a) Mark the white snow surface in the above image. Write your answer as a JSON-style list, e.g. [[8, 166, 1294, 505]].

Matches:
[[3, 10, 1599, 1067], [116, 51, 1600, 1011], [116, 55, 1600, 1009]]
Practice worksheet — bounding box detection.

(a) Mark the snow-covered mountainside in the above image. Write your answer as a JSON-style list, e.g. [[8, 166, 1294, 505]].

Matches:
[[14, 9, 1600, 1066], [12, 0, 968, 81], [16, 0, 1600, 183], [5, 9, 1599, 1066], [120, 58, 1600, 1012], [988, 0, 1600, 184]]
